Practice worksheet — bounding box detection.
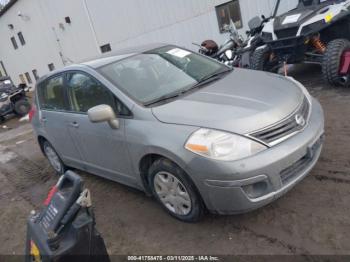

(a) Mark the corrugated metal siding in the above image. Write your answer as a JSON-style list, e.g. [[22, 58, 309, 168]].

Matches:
[[0, 0, 293, 85], [84, 0, 282, 51]]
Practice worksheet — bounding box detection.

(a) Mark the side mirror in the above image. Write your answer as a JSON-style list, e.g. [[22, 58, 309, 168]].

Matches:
[[88, 104, 119, 129], [225, 50, 233, 60]]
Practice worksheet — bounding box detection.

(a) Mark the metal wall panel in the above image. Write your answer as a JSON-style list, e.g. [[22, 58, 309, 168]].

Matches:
[[0, 0, 293, 85]]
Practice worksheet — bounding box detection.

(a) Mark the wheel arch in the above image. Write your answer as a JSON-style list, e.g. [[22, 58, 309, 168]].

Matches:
[[137, 148, 197, 196], [37, 135, 50, 156], [10, 93, 24, 103]]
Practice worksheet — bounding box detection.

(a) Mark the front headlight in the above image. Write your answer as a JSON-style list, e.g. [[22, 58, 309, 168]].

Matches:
[[185, 128, 267, 161]]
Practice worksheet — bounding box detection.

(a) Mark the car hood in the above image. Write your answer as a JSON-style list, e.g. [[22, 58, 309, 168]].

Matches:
[[151, 69, 304, 134]]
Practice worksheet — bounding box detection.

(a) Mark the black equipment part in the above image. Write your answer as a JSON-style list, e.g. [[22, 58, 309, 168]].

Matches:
[[25, 171, 110, 262]]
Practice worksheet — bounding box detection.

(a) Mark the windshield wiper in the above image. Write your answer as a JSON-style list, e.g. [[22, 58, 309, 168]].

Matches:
[[144, 91, 187, 106], [192, 68, 233, 89]]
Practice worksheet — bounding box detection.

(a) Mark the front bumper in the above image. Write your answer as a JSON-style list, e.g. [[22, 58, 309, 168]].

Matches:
[[186, 98, 324, 214]]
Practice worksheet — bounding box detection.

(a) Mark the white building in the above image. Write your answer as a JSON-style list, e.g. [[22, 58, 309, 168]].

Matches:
[[0, 0, 286, 86]]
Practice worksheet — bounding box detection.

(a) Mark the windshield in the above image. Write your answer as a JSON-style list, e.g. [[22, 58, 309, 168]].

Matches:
[[273, 0, 335, 16], [274, 0, 299, 17], [98, 45, 228, 105]]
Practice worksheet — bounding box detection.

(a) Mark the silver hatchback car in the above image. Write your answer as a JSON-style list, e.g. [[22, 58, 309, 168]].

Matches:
[[31, 44, 324, 222]]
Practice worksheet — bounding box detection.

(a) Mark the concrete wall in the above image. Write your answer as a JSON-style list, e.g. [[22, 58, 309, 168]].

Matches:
[[0, 0, 288, 86]]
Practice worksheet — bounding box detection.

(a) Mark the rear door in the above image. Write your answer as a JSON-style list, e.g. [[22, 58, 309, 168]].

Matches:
[[64, 71, 135, 186], [37, 74, 83, 167]]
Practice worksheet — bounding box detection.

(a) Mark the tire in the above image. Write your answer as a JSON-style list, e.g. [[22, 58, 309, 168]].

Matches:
[[251, 47, 279, 73], [42, 140, 66, 175], [14, 99, 31, 116], [148, 158, 204, 222], [322, 39, 350, 86]]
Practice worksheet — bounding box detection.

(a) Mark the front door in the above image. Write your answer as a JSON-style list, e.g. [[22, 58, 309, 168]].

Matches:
[[64, 71, 135, 186]]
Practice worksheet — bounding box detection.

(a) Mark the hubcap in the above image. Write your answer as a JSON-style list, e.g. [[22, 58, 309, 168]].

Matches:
[[153, 172, 192, 216], [44, 145, 62, 173]]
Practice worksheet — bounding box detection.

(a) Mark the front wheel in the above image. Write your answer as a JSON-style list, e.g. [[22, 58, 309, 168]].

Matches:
[[251, 47, 279, 72], [148, 158, 204, 222], [322, 39, 350, 86], [14, 99, 31, 116]]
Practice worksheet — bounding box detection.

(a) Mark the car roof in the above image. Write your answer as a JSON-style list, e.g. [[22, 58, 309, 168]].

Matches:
[[36, 43, 169, 85], [81, 43, 167, 68]]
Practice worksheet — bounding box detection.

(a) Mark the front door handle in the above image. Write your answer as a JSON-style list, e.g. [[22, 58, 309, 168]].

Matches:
[[69, 122, 80, 128]]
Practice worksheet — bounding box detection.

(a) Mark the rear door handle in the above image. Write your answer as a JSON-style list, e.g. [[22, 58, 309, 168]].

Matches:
[[41, 117, 47, 123], [69, 122, 80, 128]]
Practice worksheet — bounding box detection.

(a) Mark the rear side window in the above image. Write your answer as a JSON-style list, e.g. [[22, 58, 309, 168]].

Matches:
[[38, 75, 68, 111], [66, 72, 130, 116]]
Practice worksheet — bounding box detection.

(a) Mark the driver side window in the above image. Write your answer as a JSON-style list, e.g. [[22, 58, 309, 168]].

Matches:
[[66, 72, 130, 116]]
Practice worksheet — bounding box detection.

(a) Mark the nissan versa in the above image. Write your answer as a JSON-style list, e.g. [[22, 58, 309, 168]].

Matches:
[[31, 44, 324, 222]]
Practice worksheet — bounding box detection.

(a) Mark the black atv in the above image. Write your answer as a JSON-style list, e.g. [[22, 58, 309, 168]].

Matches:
[[0, 76, 31, 123], [251, 0, 350, 86]]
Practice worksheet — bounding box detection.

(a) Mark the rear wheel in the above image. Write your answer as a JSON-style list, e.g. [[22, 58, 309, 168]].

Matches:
[[42, 141, 66, 175], [322, 39, 350, 86], [148, 158, 204, 222], [14, 99, 31, 116], [251, 47, 279, 73]]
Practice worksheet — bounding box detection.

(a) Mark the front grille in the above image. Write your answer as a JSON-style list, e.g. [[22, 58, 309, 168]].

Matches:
[[250, 97, 310, 145], [280, 154, 311, 185], [280, 136, 323, 185], [275, 27, 299, 39]]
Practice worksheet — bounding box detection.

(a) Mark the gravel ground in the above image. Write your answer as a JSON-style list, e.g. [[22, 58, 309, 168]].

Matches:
[[0, 65, 349, 258]]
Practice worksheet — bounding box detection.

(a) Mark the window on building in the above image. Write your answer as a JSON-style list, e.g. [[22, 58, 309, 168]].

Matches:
[[38, 75, 68, 111], [18, 32, 26, 46], [19, 74, 26, 84], [32, 69, 39, 80], [100, 44, 112, 53], [48, 63, 55, 71], [25, 72, 32, 84], [216, 0, 243, 33], [11, 37, 18, 50]]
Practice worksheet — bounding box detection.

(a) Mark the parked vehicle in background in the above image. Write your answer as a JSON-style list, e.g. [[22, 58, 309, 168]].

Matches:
[[196, 16, 271, 69], [252, 0, 350, 86], [232, 15, 272, 68], [0, 76, 31, 123], [31, 44, 324, 222], [194, 20, 244, 65]]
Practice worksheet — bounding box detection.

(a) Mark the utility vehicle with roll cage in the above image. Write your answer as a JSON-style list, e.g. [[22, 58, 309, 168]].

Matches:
[[251, 0, 350, 86]]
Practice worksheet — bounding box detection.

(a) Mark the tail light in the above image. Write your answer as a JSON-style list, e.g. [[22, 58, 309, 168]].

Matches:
[[28, 104, 36, 122]]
